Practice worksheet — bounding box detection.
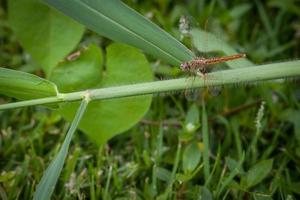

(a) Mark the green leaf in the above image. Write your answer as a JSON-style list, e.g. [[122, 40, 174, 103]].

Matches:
[[290, 182, 300, 195], [43, 0, 194, 66], [241, 159, 273, 189], [50, 44, 103, 92], [191, 28, 253, 68], [226, 157, 245, 175], [185, 104, 200, 132], [176, 173, 192, 183], [8, 0, 84, 75], [252, 194, 273, 200], [0, 171, 15, 183], [282, 109, 300, 142], [156, 167, 171, 182], [229, 4, 252, 19], [200, 187, 213, 200], [0, 67, 57, 100], [51, 43, 152, 145], [182, 142, 201, 174], [181, 104, 200, 141]]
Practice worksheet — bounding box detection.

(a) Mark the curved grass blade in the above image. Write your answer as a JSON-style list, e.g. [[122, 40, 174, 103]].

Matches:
[[33, 97, 89, 200], [43, 0, 194, 66], [0, 67, 58, 100]]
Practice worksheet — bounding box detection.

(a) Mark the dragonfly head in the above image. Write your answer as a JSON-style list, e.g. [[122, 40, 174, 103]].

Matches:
[[180, 62, 190, 72]]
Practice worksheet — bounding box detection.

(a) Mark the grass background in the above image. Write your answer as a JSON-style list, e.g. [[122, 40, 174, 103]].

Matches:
[[1, 0, 300, 199]]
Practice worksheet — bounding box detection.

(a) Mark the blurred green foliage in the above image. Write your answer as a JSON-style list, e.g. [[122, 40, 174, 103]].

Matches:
[[1, 0, 300, 199]]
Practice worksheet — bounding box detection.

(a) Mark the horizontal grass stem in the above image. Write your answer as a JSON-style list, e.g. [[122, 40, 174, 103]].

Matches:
[[1, 60, 300, 111]]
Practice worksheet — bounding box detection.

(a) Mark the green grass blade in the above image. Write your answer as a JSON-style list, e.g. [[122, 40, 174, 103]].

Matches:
[[231, 119, 243, 160], [43, 0, 194, 66], [33, 97, 90, 200], [255, 0, 273, 40], [161, 141, 182, 199], [217, 153, 245, 197], [202, 99, 210, 182], [103, 166, 113, 200], [0, 67, 58, 100], [204, 146, 221, 188]]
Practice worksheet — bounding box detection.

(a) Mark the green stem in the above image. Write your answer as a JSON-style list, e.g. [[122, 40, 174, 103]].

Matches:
[[202, 99, 210, 183], [162, 140, 182, 199], [1, 61, 300, 111]]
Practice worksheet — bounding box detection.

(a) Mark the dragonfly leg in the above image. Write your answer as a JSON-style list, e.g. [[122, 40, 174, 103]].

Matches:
[[195, 68, 209, 93], [184, 69, 198, 98], [197, 72, 206, 79], [184, 71, 192, 97]]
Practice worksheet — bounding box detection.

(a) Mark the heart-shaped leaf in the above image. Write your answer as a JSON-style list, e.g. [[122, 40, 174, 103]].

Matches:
[[50, 43, 153, 145], [8, 0, 84, 75], [50, 45, 103, 92]]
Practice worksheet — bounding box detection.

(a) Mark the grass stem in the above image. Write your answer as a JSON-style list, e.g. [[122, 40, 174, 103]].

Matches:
[[1, 61, 300, 111]]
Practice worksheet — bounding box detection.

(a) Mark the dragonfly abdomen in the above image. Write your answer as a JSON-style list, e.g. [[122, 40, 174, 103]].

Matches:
[[204, 53, 246, 65]]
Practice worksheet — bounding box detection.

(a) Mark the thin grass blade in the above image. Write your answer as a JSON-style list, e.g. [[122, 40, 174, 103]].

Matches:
[[202, 99, 210, 182], [33, 98, 89, 200], [217, 153, 245, 196]]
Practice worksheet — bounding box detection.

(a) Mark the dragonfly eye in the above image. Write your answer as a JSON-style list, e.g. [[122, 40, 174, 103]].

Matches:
[[180, 62, 190, 71]]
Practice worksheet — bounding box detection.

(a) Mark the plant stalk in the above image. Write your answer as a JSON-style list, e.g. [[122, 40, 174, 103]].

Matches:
[[1, 61, 300, 111]]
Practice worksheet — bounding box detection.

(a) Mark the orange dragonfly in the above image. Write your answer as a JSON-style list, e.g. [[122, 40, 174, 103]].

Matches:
[[180, 53, 246, 76], [179, 16, 247, 96], [179, 16, 246, 76]]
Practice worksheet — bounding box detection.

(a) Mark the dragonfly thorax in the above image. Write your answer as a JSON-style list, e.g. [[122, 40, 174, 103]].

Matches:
[[180, 57, 207, 72]]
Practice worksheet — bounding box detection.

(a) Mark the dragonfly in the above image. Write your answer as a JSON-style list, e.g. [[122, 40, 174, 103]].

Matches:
[[179, 16, 247, 95], [180, 53, 246, 76]]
